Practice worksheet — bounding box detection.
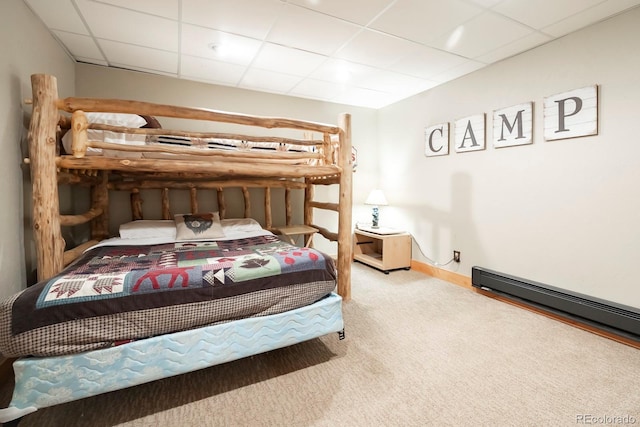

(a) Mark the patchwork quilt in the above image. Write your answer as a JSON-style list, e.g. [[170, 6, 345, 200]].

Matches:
[[0, 234, 337, 357]]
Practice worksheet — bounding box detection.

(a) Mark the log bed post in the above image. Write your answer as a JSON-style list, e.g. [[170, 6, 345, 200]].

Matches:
[[217, 188, 225, 219], [131, 188, 143, 220], [90, 171, 109, 240], [161, 188, 170, 219], [285, 188, 293, 226], [242, 187, 251, 218], [304, 182, 313, 226], [264, 187, 272, 229], [337, 113, 353, 301], [190, 187, 198, 213], [70, 110, 89, 158], [28, 74, 65, 281]]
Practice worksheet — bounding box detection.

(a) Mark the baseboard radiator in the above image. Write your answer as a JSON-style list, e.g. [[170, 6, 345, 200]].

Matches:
[[472, 266, 640, 340]]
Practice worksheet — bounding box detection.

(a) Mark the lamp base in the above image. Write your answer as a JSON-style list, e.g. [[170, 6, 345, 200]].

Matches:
[[371, 206, 379, 228]]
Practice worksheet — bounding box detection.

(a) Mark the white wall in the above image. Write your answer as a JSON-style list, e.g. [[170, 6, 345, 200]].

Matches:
[[0, 0, 75, 298], [377, 7, 640, 308], [74, 64, 379, 255]]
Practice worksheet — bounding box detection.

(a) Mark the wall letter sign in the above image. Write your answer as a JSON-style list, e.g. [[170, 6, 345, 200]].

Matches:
[[493, 102, 533, 148], [455, 114, 485, 153], [424, 123, 449, 157], [544, 85, 598, 141], [424, 85, 599, 159]]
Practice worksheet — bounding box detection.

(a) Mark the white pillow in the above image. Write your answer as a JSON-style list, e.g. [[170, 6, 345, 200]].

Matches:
[[118, 218, 263, 240], [119, 220, 176, 239], [175, 212, 225, 240], [62, 113, 147, 156], [221, 218, 263, 233]]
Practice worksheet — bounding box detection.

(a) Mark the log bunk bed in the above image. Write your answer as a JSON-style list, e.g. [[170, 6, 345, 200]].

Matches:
[[0, 74, 353, 422]]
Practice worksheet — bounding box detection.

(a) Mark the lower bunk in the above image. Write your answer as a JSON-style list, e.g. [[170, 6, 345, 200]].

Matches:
[[0, 221, 345, 423]]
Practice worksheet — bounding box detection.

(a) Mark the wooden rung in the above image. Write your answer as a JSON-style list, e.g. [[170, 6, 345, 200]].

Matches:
[[217, 188, 226, 219], [242, 187, 250, 218], [190, 187, 198, 213], [161, 188, 170, 219], [59, 207, 103, 226], [131, 189, 143, 220], [265, 187, 272, 229], [285, 188, 292, 226]]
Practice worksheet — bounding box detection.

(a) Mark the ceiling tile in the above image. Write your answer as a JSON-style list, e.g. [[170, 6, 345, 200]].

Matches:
[[430, 59, 486, 83], [287, 0, 394, 25], [251, 43, 327, 76], [493, 0, 603, 30], [309, 59, 380, 85], [180, 55, 246, 85], [541, 0, 640, 37], [75, 0, 179, 51], [357, 69, 439, 96], [181, 0, 283, 40], [466, 0, 503, 7], [390, 45, 468, 79], [99, 39, 178, 74], [290, 78, 344, 101], [52, 30, 105, 62], [267, 4, 361, 55], [95, 0, 179, 20], [334, 29, 422, 68], [331, 86, 397, 109], [370, 0, 484, 45], [475, 31, 552, 63], [431, 12, 534, 59], [25, 0, 89, 34], [181, 25, 262, 66], [240, 68, 302, 94]]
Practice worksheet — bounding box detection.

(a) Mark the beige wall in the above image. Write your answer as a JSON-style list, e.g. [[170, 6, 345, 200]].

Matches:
[[74, 64, 379, 255], [0, 0, 75, 299], [377, 7, 640, 308]]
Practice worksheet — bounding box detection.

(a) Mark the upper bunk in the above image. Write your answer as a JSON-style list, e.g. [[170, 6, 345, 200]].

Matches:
[[30, 74, 350, 181], [25, 74, 353, 299]]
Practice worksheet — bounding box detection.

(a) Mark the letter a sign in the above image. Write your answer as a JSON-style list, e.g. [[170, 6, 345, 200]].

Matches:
[[455, 114, 485, 153], [544, 85, 598, 141]]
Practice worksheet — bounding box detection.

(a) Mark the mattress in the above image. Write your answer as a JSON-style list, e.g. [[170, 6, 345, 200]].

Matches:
[[0, 292, 343, 422], [151, 135, 313, 152], [61, 112, 321, 164], [63, 130, 315, 161], [0, 230, 337, 357]]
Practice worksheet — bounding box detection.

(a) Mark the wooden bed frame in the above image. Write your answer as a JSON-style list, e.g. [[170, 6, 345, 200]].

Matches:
[[26, 73, 353, 300], [0, 73, 352, 423]]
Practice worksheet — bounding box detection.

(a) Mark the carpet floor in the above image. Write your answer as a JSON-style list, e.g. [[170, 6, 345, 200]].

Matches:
[[2, 263, 639, 426]]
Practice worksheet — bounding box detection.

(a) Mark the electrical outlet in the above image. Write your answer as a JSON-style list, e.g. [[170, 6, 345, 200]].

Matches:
[[453, 250, 461, 263]]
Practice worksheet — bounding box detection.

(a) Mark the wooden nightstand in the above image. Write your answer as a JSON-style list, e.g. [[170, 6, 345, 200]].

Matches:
[[353, 228, 412, 274], [273, 225, 319, 247]]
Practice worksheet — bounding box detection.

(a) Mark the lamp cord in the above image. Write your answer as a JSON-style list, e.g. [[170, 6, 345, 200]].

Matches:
[[409, 233, 455, 267]]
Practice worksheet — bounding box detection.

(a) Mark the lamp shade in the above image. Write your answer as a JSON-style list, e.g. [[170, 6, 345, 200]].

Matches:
[[365, 189, 388, 206]]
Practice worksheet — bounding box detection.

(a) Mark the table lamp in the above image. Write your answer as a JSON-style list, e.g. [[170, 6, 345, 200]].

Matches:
[[365, 189, 388, 228]]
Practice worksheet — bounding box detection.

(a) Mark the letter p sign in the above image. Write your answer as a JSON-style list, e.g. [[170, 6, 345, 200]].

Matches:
[[544, 85, 598, 141]]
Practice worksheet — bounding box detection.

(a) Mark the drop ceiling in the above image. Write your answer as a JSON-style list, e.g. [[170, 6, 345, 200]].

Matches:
[[24, 0, 640, 109]]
